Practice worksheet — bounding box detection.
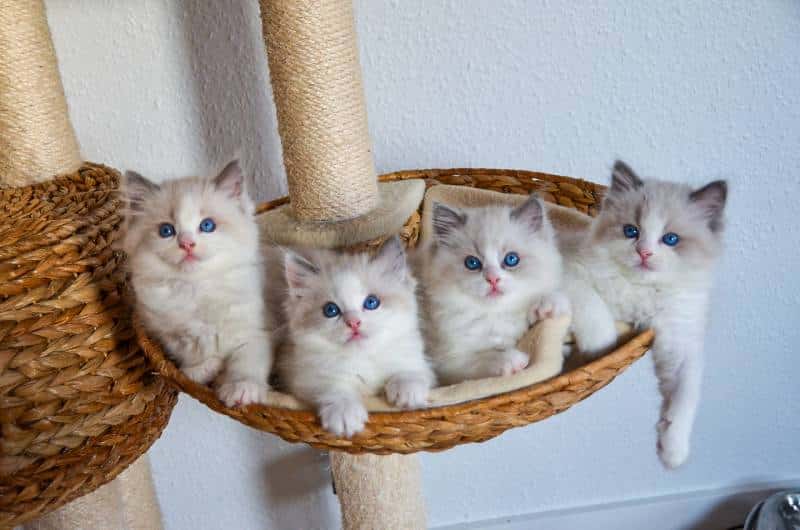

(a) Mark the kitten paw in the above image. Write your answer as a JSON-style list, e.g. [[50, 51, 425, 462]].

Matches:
[[489, 349, 530, 377], [385, 375, 430, 409], [656, 419, 691, 469], [217, 380, 269, 407], [319, 397, 368, 438], [528, 292, 572, 324], [182, 357, 224, 385]]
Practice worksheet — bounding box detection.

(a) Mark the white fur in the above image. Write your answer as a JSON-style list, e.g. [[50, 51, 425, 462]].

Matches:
[[563, 161, 727, 469], [122, 161, 272, 407], [278, 238, 434, 438], [417, 196, 567, 385]]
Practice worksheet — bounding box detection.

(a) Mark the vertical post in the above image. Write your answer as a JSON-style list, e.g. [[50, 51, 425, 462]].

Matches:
[[0, 0, 81, 187], [331, 453, 426, 530], [261, 0, 378, 222]]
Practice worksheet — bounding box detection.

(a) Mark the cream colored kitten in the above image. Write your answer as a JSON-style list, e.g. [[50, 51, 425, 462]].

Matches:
[[417, 195, 568, 385], [122, 161, 271, 407], [563, 161, 727, 469], [278, 238, 434, 437]]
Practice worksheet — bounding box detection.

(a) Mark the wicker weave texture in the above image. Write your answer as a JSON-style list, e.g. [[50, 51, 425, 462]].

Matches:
[[0, 164, 177, 527], [136, 168, 652, 455]]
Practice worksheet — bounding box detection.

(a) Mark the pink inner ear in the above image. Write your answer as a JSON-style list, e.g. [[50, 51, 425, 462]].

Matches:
[[285, 267, 306, 290], [215, 160, 244, 198], [217, 178, 242, 199]]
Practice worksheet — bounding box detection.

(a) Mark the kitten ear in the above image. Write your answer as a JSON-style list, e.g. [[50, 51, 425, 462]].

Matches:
[[214, 159, 244, 199], [372, 236, 407, 279], [432, 202, 466, 244], [510, 194, 544, 232], [283, 248, 319, 292], [690, 180, 727, 232], [610, 160, 643, 194], [122, 171, 159, 211]]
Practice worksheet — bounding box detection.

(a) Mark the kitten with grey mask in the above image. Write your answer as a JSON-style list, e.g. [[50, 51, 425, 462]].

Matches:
[[122, 161, 272, 407], [563, 161, 727, 469], [418, 195, 568, 385], [278, 237, 434, 437]]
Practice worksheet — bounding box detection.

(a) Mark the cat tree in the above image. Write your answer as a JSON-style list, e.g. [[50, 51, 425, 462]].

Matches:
[[1, 0, 653, 528]]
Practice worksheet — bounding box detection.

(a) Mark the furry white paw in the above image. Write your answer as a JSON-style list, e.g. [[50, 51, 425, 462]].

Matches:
[[385, 375, 430, 409], [182, 357, 223, 385], [318, 397, 368, 438], [656, 419, 690, 469], [528, 292, 572, 324], [217, 380, 269, 407], [488, 349, 530, 377]]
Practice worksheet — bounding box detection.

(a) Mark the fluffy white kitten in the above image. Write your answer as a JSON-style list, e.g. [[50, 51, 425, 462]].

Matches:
[[279, 237, 434, 437], [563, 161, 727, 469], [418, 195, 567, 385], [122, 161, 272, 407]]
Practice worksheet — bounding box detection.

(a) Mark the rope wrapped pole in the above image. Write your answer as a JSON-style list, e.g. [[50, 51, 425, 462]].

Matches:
[[331, 453, 427, 530], [0, 0, 81, 187], [258, 0, 423, 248], [261, 0, 378, 222], [260, 1, 427, 527]]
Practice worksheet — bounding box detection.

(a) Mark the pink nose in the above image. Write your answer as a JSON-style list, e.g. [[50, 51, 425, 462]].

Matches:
[[345, 318, 361, 331], [637, 248, 653, 261], [485, 274, 500, 287], [178, 238, 196, 252]]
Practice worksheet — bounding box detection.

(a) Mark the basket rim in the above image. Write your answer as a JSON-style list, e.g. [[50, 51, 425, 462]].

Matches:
[[255, 166, 606, 215]]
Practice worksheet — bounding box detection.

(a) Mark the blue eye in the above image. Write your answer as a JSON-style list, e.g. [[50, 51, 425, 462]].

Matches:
[[464, 255, 482, 271], [363, 295, 380, 310], [662, 232, 680, 246], [623, 224, 640, 239], [199, 218, 216, 233], [503, 252, 520, 267], [158, 223, 175, 238], [322, 302, 341, 318]]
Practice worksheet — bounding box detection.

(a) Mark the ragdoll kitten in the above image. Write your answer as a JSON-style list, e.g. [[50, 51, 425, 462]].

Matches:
[[122, 160, 272, 407], [563, 161, 727, 469], [279, 237, 434, 437], [419, 195, 567, 385]]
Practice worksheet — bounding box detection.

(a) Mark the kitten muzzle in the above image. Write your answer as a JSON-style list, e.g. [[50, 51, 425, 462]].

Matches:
[[485, 277, 503, 297], [344, 314, 364, 342], [178, 235, 198, 262]]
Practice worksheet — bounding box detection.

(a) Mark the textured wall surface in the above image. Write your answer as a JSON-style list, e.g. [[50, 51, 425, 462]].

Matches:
[[46, 1, 799, 528]]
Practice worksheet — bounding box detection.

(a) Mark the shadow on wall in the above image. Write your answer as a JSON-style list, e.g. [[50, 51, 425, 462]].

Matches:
[[173, 0, 286, 203], [262, 448, 340, 529]]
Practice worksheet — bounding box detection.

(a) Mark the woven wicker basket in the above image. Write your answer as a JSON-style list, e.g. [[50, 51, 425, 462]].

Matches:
[[136, 168, 653, 455], [0, 164, 178, 527]]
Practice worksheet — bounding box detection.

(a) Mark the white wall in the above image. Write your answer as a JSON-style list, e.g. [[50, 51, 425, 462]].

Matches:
[[46, 1, 800, 528]]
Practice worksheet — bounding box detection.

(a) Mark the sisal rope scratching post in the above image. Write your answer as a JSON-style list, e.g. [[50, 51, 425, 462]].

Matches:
[[259, 0, 424, 248], [331, 454, 426, 530], [0, 0, 81, 187], [261, 0, 377, 221], [1, 2, 164, 528], [260, 0, 426, 527]]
